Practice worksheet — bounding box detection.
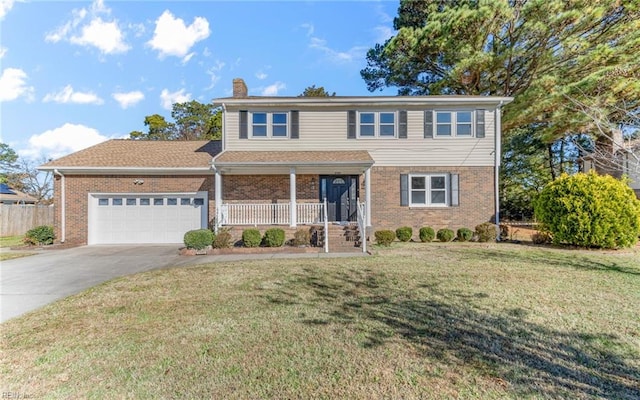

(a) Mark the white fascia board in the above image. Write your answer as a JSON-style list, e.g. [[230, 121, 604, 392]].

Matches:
[[37, 167, 212, 175], [214, 96, 514, 108]]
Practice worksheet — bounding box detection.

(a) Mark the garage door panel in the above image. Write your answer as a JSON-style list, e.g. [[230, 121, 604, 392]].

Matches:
[[89, 193, 207, 244]]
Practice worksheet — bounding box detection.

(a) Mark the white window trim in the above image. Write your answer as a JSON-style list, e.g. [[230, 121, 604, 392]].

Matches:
[[434, 110, 475, 138], [357, 110, 398, 139], [409, 173, 449, 207], [250, 111, 289, 139]]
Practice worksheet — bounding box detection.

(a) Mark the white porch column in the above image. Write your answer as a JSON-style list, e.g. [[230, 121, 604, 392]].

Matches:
[[214, 169, 222, 233], [290, 167, 297, 227], [365, 167, 372, 227]]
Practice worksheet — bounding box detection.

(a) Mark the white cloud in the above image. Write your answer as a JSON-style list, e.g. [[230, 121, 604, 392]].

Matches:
[[0, 0, 15, 21], [45, 0, 129, 55], [205, 60, 225, 90], [160, 88, 190, 110], [70, 17, 130, 54], [255, 71, 267, 80], [147, 10, 210, 60], [300, 23, 315, 37], [261, 82, 286, 96], [181, 52, 195, 64], [374, 25, 393, 43], [0, 67, 34, 102], [21, 123, 110, 160], [43, 85, 104, 105], [309, 37, 367, 64], [112, 90, 144, 109], [0, 46, 7, 59]]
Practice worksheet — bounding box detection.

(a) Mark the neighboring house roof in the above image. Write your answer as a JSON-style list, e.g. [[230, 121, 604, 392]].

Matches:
[[0, 184, 38, 203], [39, 140, 222, 174]]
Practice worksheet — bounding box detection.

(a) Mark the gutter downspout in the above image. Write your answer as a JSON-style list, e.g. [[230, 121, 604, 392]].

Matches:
[[53, 169, 66, 243], [495, 101, 504, 241], [221, 103, 227, 152]]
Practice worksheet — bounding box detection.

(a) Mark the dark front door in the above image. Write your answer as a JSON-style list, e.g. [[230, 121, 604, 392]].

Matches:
[[320, 175, 359, 222]]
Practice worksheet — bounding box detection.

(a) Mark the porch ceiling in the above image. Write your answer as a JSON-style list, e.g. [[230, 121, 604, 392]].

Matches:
[[213, 150, 374, 175]]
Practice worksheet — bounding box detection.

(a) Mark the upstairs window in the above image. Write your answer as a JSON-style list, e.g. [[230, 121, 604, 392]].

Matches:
[[251, 112, 288, 138], [425, 109, 486, 138], [358, 111, 396, 138]]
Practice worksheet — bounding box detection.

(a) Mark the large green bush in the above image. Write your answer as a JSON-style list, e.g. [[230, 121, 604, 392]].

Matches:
[[534, 172, 640, 249], [263, 228, 286, 247], [242, 228, 262, 247], [24, 225, 55, 246], [419, 227, 435, 242], [374, 230, 395, 246], [395, 226, 413, 242], [183, 229, 213, 250]]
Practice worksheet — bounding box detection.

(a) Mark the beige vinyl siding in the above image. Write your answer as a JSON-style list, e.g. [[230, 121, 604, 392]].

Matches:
[[224, 108, 497, 167]]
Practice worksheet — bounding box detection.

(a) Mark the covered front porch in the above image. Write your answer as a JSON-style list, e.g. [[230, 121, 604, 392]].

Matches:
[[211, 150, 374, 231]]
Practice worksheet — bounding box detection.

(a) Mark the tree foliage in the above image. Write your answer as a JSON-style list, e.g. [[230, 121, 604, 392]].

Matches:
[[130, 100, 221, 141], [361, 0, 640, 140], [534, 172, 640, 248], [0, 142, 18, 184], [299, 85, 336, 97]]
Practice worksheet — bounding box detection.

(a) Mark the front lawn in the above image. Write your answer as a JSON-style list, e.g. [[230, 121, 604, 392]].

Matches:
[[1, 243, 638, 399], [0, 235, 34, 261]]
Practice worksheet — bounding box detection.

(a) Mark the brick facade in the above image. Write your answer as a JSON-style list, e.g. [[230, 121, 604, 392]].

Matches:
[[369, 166, 495, 232], [223, 174, 318, 203], [53, 174, 214, 245]]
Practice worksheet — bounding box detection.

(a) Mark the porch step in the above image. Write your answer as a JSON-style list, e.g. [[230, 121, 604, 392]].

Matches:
[[317, 224, 365, 253]]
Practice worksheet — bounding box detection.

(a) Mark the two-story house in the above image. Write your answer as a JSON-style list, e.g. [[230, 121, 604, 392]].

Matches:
[[39, 78, 512, 248]]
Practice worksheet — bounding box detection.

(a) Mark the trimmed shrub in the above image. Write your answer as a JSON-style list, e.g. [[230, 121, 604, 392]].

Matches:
[[395, 226, 413, 242], [242, 228, 262, 248], [183, 229, 213, 250], [263, 228, 286, 247], [475, 222, 497, 242], [534, 172, 640, 248], [436, 228, 455, 242], [419, 227, 435, 242], [374, 230, 395, 246], [293, 228, 311, 246], [24, 225, 55, 246], [531, 231, 552, 245], [456, 227, 473, 242], [213, 229, 233, 249]]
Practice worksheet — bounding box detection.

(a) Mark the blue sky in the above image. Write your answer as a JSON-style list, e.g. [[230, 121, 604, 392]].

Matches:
[[0, 0, 399, 161]]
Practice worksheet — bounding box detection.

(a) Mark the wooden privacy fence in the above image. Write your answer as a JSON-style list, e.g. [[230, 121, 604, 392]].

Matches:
[[0, 205, 54, 236]]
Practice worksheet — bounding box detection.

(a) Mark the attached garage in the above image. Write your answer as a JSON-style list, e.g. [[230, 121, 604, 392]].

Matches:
[[88, 192, 208, 244]]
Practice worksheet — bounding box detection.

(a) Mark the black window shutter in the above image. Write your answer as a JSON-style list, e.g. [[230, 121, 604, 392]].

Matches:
[[476, 109, 485, 138], [424, 110, 433, 138], [450, 173, 459, 207], [290, 110, 299, 139], [239, 110, 248, 139], [347, 110, 356, 139], [399, 110, 408, 139], [400, 174, 409, 206]]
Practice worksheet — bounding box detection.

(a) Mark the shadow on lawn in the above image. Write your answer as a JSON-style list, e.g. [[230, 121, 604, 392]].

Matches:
[[265, 267, 640, 399], [450, 247, 640, 275]]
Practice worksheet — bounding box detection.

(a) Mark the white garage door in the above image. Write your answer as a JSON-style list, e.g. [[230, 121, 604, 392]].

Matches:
[[88, 192, 208, 244]]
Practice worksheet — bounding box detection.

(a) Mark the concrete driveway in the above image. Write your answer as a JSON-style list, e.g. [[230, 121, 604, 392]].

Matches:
[[0, 245, 185, 323]]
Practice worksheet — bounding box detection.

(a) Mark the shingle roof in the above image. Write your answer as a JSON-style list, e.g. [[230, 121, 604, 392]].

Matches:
[[214, 150, 373, 165], [40, 140, 221, 169]]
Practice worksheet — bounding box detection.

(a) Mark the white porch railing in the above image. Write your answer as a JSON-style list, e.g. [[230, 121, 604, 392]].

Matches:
[[220, 202, 325, 226], [356, 199, 367, 253]]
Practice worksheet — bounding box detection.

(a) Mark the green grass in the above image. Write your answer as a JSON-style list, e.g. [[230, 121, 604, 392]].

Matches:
[[0, 235, 35, 261], [0, 235, 24, 248], [1, 243, 639, 399]]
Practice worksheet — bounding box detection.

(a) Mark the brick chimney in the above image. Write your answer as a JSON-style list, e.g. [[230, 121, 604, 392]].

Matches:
[[232, 78, 248, 98]]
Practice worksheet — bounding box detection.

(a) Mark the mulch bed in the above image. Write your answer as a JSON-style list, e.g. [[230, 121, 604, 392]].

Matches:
[[180, 246, 322, 256]]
